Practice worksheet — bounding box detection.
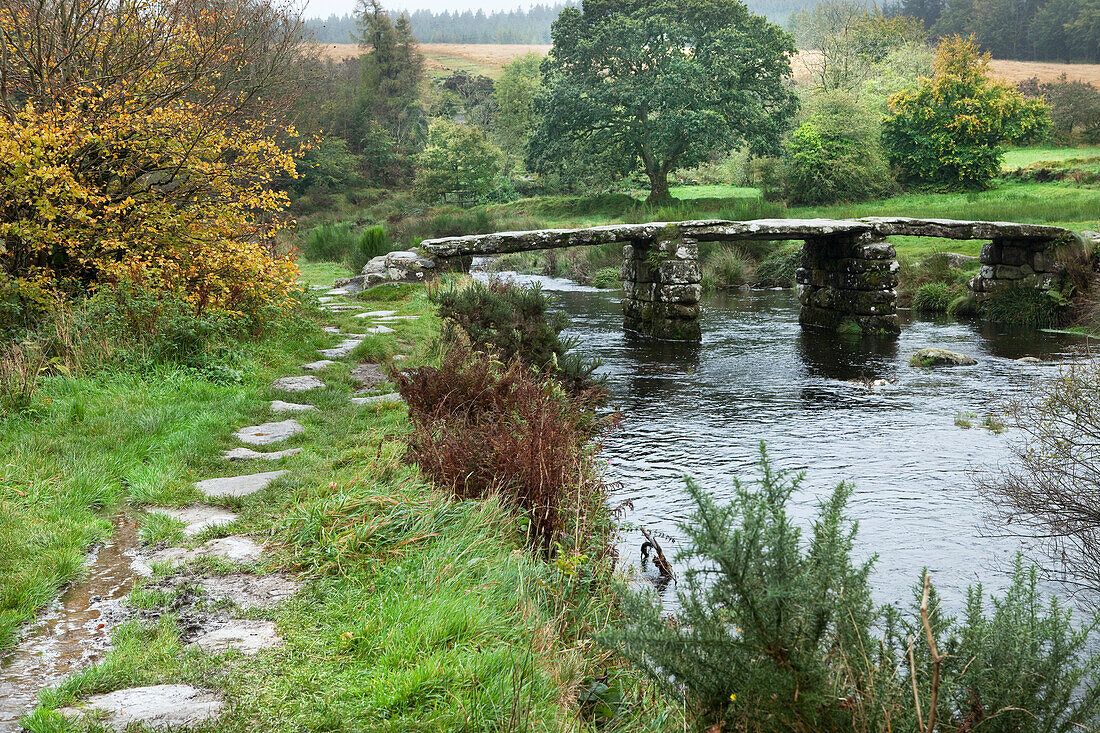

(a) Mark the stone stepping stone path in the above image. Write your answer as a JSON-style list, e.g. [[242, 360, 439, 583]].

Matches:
[[147, 506, 237, 537], [321, 304, 363, 313], [143, 536, 265, 572], [191, 620, 280, 656], [319, 338, 364, 359], [351, 393, 403, 406], [317, 296, 336, 303], [234, 419, 304, 445], [350, 363, 387, 389], [324, 288, 350, 296], [321, 326, 341, 334], [360, 310, 396, 317], [271, 375, 325, 392], [199, 574, 301, 609], [196, 471, 287, 499], [223, 446, 301, 461], [58, 685, 224, 730], [301, 359, 335, 371], [270, 400, 316, 414]]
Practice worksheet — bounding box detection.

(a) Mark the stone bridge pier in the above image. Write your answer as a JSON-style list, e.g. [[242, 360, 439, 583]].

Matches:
[[796, 233, 901, 336], [620, 235, 702, 340]]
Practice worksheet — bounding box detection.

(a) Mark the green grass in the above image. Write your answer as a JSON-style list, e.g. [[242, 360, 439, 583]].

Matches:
[[1002, 146, 1100, 170], [670, 184, 760, 200], [3, 264, 673, 731]]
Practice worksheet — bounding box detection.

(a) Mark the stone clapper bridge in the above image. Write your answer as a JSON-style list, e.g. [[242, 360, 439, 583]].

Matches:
[[419, 217, 1083, 340]]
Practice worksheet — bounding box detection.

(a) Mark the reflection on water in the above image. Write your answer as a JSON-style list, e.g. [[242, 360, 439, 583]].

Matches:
[[0, 516, 140, 731], [485, 269, 1098, 610]]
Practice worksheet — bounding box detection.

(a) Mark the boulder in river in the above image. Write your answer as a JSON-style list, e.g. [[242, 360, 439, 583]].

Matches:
[[910, 348, 977, 367]]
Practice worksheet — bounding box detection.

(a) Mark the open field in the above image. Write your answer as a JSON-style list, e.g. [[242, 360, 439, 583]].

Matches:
[[1002, 146, 1100, 169], [308, 42, 1100, 85]]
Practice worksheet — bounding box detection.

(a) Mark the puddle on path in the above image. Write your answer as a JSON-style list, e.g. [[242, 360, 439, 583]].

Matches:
[[0, 515, 140, 731]]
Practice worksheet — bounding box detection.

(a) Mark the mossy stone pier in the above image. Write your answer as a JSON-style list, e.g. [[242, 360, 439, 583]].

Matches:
[[418, 217, 1077, 341]]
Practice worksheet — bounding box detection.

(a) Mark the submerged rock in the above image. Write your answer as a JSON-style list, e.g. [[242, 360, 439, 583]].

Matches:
[[910, 348, 977, 367]]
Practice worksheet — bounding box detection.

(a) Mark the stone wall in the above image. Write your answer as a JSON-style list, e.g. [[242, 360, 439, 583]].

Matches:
[[968, 238, 1059, 300], [796, 234, 901, 336], [620, 233, 702, 340]]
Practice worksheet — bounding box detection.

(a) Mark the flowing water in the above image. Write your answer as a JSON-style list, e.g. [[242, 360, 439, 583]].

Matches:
[[0, 516, 141, 731], [479, 268, 1097, 611]]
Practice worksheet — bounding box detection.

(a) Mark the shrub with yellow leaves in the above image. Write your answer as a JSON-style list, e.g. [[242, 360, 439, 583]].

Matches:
[[0, 0, 308, 320]]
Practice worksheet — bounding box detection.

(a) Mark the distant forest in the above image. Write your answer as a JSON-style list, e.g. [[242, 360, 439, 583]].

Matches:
[[304, 0, 1099, 62], [304, 0, 832, 44]]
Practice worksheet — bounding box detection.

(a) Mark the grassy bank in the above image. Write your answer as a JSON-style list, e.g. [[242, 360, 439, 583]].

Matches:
[[4, 264, 672, 730]]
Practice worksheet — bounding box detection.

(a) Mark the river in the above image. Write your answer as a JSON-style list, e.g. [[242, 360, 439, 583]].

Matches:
[[480, 268, 1097, 612]]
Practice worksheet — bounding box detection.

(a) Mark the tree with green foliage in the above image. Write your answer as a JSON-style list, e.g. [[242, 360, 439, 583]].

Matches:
[[882, 35, 1049, 190], [779, 92, 893, 204], [353, 0, 427, 184], [415, 119, 502, 204], [493, 53, 543, 157], [529, 0, 799, 206]]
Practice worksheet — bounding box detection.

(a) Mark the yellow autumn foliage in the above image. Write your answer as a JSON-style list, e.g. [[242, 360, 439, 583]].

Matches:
[[0, 0, 306, 319]]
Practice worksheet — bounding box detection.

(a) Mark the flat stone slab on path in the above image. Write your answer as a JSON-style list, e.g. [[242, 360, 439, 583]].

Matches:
[[351, 393, 404, 406], [350, 363, 387, 389], [145, 536, 265, 571], [321, 305, 363, 312], [199, 573, 302, 609], [192, 620, 281, 655], [359, 310, 397, 317], [270, 400, 317, 413], [222, 446, 301, 461], [301, 359, 336, 371], [321, 326, 341, 333], [234, 419, 304, 446], [319, 338, 364, 359], [58, 685, 224, 730], [324, 288, 351, 295], [196, 470, 288, 499], [147, 506, 237, 536], [271, 375, 325, 392]]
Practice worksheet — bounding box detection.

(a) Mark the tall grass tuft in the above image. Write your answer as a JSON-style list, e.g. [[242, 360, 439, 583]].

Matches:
[[300, 222, 357, 263], [984, 285, 1066, 328]]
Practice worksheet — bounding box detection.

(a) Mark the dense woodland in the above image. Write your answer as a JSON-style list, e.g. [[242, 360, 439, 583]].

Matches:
[[307, 0, 1100, 61]]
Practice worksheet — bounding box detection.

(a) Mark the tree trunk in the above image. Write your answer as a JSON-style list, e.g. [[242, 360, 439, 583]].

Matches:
[[645, 168, 673, 207]]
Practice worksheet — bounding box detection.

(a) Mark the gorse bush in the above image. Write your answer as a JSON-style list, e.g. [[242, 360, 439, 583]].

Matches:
[[602, 447, 1100, 731], [432, 279, 601, 394], [350, 226, 391, 273], [301, 223, 358, 263], [393, 347, 613, 553]]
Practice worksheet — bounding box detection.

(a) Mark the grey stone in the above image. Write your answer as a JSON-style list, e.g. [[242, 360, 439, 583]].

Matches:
[[146, 505, 237, 536], [350, 363, 387, 388], [360, 310, 397, 317], [58, 685, 223, 730], [317, 296, 336, 303], [321, 304, 363, 312], [318, 338, 363, 358], [270, 400, 316, 413], [321, 326, 341, 333], [271, 375, 325, 392], [324, 288, 350, 296], [198, 574, 302, 609], [357, 250, 438, 287], [351, 393, 403, 406], [301, 360, 336, 371], [1016, 356, 1043, 363], [222, 447, 301, 461], [196, 470, 288, 499], [911, 348, 977, 367], [191, 620, 281, 655], [234, 419, 304, 446]]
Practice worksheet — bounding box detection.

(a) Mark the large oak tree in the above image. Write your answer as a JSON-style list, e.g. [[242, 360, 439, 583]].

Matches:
[[529, 0, 798, 205]]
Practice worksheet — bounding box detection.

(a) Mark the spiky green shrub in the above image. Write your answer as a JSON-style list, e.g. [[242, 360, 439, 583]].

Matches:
[[300, 222, 357, 263], [601, 446, 880, 730], [432, 279, 601, 394], [913, 282, 956, 313], [602, 447, 1100, 732]]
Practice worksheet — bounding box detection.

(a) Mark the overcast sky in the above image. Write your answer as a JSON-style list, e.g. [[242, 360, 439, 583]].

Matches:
[[302, 0, 539, 17]]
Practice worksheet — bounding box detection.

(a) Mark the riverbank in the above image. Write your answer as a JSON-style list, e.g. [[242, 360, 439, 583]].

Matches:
[[1, 264, 672, 731]]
